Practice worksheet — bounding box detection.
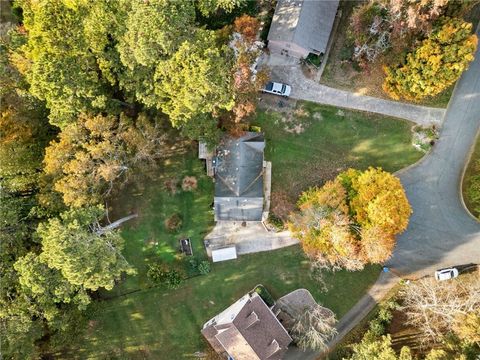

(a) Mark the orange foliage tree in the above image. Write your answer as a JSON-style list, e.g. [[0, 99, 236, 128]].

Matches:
[[290, 167, 411, 270]]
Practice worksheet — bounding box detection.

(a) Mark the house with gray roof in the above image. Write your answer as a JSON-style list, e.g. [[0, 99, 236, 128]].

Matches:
[[214, 132, 266, 222], [267, 0, 339, 59], [201, 292, 293, 360]]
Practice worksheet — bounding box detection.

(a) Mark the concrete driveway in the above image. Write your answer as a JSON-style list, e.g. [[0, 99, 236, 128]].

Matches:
[[261, 53, 445, 126], [204, 221, 298, 256], [387, 42, 480, 277]]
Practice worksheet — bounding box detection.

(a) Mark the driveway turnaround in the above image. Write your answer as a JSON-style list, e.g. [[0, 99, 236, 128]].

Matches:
[[264, 56, 446, 126]]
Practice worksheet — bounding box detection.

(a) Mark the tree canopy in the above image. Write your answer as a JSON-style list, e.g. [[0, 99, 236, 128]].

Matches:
[[43, 112, 165, 207], [154, 30, 234, 127], [383, 17, 478, 100], [37, 206, 135, 291], [290, 168, 411, 270]]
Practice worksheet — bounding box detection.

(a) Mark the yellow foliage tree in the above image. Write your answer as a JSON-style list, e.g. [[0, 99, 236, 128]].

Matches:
[[290, 168, 411, 269], [383, 17, 477, 100]]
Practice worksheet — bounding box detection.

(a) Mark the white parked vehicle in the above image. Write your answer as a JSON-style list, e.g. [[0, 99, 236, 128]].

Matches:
[[262, 81, 291, 97], [434, 267, 459, 281]]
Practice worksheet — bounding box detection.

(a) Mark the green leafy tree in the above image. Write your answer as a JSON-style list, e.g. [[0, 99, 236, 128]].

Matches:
[[383, 17, 478, 100], [17, 0, 110, 128], [197, 0, 245, 16], [349, 332, 413, 360], [154, 30, 234, 128], [117, 0, 195, 106], [37, 206, 135, 291]]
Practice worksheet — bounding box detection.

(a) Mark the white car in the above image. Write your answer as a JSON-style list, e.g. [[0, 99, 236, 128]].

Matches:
[[434, 267, 459, 281], [262, 81, 291, 97]]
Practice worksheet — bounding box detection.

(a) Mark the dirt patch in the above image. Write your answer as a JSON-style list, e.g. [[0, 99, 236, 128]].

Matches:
[[270, 190, 296, 221], [388, 309, 428, 355], [181, 176, 198, 191]]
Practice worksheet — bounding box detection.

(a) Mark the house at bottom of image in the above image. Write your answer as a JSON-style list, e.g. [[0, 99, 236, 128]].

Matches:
[[201, 291, 292, 360]]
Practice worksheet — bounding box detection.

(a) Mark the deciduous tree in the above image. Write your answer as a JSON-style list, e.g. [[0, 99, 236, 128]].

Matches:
[[44, 112, 165, 207], [36, 206, 135, 291], [291, 305, 337, 351], [197, 0, 245, 16], [401, 276, 480, 343], [290, 168, 410, 270], [154, 30, 234, 127], [383, 18, 478, 100], [17, 0, 110, 128]]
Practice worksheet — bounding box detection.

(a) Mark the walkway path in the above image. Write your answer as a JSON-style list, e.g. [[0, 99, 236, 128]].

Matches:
[[285, 25, 480, 359], [205, 221, 298, 256], [264, 54, 445, 126]]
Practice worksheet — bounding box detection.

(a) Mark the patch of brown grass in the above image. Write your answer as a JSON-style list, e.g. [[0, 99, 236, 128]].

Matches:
[[181, 176, 198, 191]]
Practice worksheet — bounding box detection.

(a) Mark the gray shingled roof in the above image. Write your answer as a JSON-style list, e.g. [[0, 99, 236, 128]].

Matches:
[[267, 0, 339, 54], [214, 133, 265, 221]]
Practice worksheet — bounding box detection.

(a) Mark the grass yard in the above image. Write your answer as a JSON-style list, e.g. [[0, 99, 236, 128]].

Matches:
[[462, 136, 480, 218], [60, 143, 381, 359], [64, 246, 380, 359], [62, 101, 422, 359], [253, 101, 423, 218]]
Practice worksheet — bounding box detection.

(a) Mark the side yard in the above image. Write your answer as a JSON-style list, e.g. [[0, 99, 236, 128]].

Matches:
[[253, 100, 423, 219]]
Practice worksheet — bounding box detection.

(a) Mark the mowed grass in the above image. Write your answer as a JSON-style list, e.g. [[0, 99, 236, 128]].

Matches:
[[63, 104, 422, 359], [104, 149, 214, 294], [462, 135, 480, 218], [253, 101, 423, 215], [66, 246, 380, 359]]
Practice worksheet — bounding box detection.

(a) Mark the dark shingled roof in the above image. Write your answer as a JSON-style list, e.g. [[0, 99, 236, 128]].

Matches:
[[214, 133, 265, 221], [268, 0, 339, 54]]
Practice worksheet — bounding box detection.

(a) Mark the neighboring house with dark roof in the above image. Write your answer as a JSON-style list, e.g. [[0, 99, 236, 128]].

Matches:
[[267, 0, 339, 59], [201, 292, 293, 360], [214, 132, 266, 222]]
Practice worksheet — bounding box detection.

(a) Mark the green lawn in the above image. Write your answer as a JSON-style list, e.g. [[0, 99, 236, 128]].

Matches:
[[64, 246, 380, 359], [253, 101, 423, 217], [462, 136, 480, 218], [62, 103, 424, 359]]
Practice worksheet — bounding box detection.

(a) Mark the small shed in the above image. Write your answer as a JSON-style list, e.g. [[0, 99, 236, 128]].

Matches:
[[211, 246, 238, 263]]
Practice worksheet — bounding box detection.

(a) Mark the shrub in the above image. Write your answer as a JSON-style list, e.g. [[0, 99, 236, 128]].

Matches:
[[165, 213, 182, 232], [164, 178, 178, 195], [254, 285, 275, 307], [197, 260, 211, 275], [181, 176, 197, 191], [147, 263, 183, 289]]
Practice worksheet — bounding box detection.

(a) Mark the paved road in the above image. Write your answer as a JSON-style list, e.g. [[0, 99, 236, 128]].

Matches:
[[387, 40, 480, 277], [285, 27, 480, 360], [264, 55, 445, 126]]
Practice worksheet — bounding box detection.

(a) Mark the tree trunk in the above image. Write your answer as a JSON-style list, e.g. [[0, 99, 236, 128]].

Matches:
[[97, 214, 138, 234]]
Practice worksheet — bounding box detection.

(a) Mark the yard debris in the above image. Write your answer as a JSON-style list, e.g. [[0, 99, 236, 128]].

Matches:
[[412, 125, 439, 153], [182, 176, 198, 191], [164, 177, 179, 195], [165, 213, 183, 232]]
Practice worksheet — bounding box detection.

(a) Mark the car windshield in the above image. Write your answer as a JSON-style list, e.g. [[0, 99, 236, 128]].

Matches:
[[281, 84, 286, 93], [265, 82, 274, 91]]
